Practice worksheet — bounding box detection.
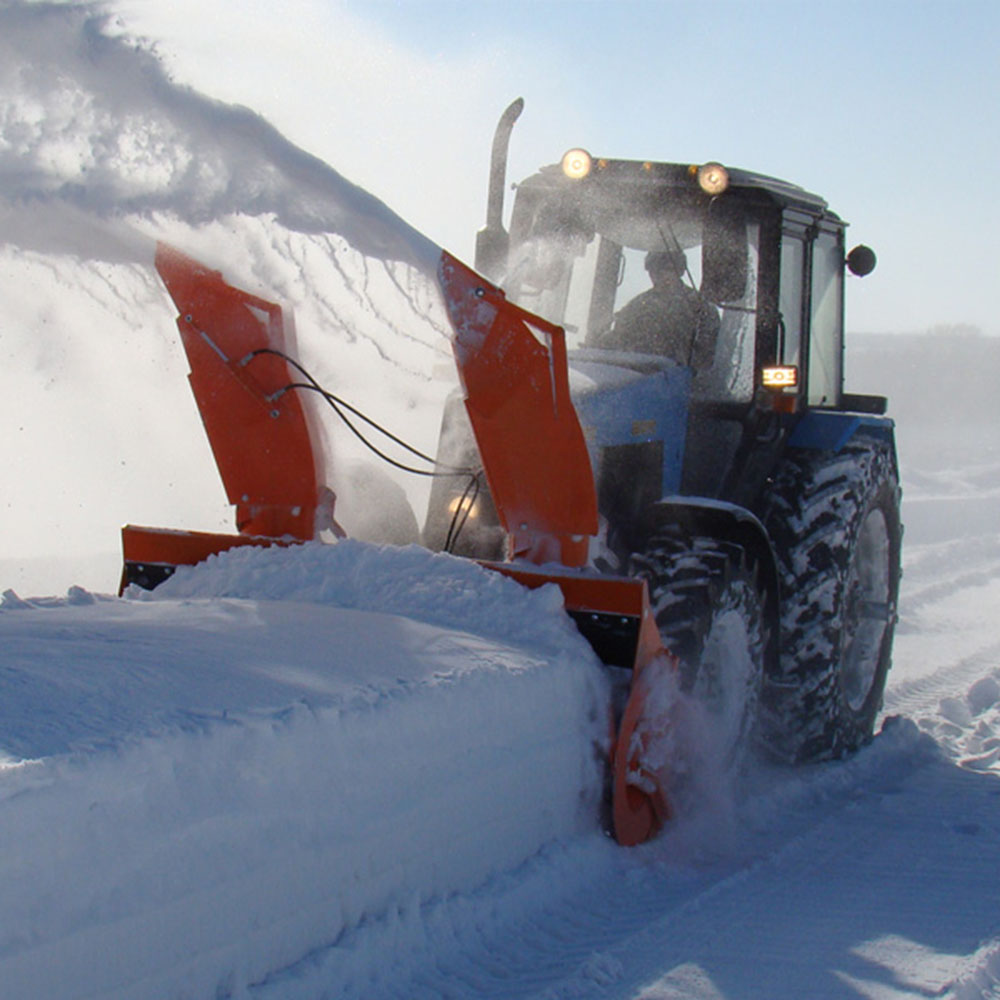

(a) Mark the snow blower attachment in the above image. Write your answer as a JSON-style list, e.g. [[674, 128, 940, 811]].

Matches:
[[122, 242, 678, 846], [121, 103, 902, 847]]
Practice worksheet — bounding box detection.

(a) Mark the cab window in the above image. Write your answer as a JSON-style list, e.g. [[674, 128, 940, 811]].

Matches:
[[506, 197, 761, 405], [808, 228, 844, 406], [778, 234, 805, 372]]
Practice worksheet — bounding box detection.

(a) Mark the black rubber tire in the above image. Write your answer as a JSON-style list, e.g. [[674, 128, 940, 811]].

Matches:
[[759, 438, 902, 761], [631, 532, 768, 764]]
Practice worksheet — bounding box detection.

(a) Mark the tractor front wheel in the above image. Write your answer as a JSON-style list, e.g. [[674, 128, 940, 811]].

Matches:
[[631, 533, 768, 769]]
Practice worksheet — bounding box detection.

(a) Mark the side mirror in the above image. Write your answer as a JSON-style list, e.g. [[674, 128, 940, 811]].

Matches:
[[847, 244, 877, 277]]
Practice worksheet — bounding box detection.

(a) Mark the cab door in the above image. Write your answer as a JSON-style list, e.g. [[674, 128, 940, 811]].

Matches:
[[807, 223, 846, 407], [776, 213, 846, 409]]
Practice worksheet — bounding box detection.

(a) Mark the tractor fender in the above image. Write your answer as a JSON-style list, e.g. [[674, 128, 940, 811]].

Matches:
[[640, 497, 782, 671], [787, 411, 899, 477]]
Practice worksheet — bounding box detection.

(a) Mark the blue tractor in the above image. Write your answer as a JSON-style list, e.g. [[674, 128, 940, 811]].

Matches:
[[423, 100, 902, 764]]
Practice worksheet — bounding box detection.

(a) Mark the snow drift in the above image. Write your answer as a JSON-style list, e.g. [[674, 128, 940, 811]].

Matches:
[[0, 542, 608, 999]]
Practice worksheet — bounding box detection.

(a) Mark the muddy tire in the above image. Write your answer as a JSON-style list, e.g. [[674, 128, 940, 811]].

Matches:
[[631, 533, 768, 764], [760, 438, 902, 761]]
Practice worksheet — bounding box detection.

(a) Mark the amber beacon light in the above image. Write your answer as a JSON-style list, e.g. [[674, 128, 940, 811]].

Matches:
[[762, 366, 799, 388]]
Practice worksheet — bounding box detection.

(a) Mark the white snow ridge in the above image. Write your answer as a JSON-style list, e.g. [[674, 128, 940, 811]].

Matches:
[[1, 3, 1000, 999], [1, 544, 608, 999]]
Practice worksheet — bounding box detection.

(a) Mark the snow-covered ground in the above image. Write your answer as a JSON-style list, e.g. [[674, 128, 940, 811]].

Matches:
[[2, 407, 998, 1000], [2, 5, 999, 998]]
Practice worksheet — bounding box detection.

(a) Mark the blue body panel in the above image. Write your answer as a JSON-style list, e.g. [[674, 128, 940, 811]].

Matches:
[[569, 360, 691, 495], [788, 410, 896, 452], [564, 352, 897, 508]]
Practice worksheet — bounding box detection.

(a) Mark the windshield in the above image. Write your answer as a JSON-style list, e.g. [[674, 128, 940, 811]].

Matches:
[[504, 183, 760, 403]]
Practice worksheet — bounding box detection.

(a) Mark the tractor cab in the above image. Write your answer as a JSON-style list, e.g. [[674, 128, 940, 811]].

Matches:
[[483, 149, 877, 411], [475, 139, 879, 508]]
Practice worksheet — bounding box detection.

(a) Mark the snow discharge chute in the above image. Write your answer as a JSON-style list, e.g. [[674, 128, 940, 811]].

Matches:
[[121, 237, 678, 847]]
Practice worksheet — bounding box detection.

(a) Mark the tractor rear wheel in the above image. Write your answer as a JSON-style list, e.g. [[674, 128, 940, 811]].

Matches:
[[760, 439, 902, 761]]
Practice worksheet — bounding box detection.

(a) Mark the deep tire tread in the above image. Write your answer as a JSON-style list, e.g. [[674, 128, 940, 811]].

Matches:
[[760, 438, 902, 761], [632, 531, 768, 756]]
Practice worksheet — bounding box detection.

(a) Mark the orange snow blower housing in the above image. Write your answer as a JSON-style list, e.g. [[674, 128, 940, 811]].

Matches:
[[121, 242, 677, 847]]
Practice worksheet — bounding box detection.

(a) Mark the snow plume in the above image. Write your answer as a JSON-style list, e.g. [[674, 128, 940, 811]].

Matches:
[[0, 1, 437, 270], [0, 1, 464, 590]]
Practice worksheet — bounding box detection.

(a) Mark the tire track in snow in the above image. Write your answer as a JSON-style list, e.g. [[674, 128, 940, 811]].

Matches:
[[255, 720, 958, 1000], [899, 540, 1000, 615], [883, 642, 1000, 722], [390, 721, 999, 1000], [890, 521, 1000, 718]]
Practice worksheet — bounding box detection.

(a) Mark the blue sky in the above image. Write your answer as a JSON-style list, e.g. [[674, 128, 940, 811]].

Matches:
[[118, 0, 999, 336]]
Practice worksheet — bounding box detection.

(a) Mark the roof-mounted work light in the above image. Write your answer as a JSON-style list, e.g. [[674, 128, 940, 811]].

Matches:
[[696, 161, 730, 196], [561, 148, 593, 180]]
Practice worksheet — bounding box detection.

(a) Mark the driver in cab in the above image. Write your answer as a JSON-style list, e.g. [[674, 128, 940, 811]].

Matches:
[[599, 248, 720, 370]]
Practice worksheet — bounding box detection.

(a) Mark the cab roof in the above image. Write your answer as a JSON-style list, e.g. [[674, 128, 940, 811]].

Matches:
[[529, 158, 831, 217]]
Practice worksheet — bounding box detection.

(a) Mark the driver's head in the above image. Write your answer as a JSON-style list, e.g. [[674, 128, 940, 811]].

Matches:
[[645, 248, 686, 282]]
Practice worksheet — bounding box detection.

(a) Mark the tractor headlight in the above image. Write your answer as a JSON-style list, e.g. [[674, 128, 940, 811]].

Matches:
[[697, 161, 730, 196], [561, 148, 593, 180], [448, 494, 478, 520]]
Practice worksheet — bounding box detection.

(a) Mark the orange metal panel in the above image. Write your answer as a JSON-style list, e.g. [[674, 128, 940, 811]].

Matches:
[[119, 524, 295, 594], [479, 561, 646, 618], [438, 252, 598, 567], [121, 523, 291, 566], [478, 558, 677, 845], [155, 244, 324, 540]]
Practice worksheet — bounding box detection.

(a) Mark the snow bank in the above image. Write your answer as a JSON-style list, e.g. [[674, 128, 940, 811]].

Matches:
[[0, 542, 609, 999], [151, 539, 593, 658]]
